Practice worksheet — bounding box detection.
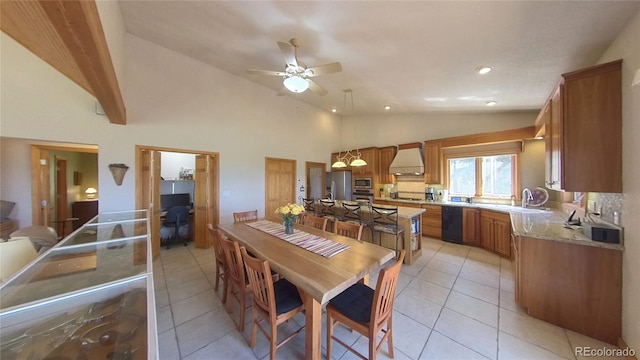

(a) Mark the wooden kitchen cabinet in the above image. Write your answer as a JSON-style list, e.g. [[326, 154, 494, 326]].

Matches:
[[352, 147, 378, 176], [422, 204, 442, 239], [479, 210, 511, 258], [378, 146, 396, 184], [514, 235, 622, 345], [462, 208, 480, 246], [423, 141, 442, 184], [543, 59, 622, 192]]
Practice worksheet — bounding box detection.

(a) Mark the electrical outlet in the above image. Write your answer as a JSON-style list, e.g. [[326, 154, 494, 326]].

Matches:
[[587, 200, 596, 212]]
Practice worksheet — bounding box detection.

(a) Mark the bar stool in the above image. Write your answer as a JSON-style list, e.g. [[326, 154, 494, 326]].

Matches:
[[299, 197, 316, 214], [341, 201, 364, 225], [318, 199, 338, 231], [370, 205, 405, 255]]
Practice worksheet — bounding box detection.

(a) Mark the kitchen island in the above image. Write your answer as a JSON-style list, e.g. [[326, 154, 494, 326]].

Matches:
[[362, 204, 425, 265], [323, 201, 424, 265]]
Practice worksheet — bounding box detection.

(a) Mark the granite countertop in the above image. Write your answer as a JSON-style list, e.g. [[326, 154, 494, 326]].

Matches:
[[336, 200, 425, 219], [373, 197, 623, 251]]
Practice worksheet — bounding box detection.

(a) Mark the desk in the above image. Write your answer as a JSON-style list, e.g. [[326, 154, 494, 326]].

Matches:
[[218, 220, 394, 360]]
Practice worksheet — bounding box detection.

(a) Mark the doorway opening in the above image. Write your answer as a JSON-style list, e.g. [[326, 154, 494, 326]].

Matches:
[[305, 162, 326, 201], [135, 145, 219, 258], [30, 144, 99, 236]]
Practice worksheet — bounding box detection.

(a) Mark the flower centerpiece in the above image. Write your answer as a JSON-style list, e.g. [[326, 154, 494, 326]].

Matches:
[[275, 203, 305, 235]]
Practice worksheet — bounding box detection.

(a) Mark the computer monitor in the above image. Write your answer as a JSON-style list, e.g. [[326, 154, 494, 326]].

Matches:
[[160, 193, 191, 211]]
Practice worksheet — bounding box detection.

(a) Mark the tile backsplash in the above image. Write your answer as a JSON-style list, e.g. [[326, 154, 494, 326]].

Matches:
[[588, 192, 624, 224]]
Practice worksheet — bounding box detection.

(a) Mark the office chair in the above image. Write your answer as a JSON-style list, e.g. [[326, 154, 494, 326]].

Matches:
[[160, 205, 190, 249]]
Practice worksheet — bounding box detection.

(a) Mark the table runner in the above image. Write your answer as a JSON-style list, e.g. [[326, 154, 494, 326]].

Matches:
[[245, 220, 350, 258]]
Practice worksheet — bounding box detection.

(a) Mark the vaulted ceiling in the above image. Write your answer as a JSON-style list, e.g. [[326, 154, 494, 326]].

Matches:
[[119, 1, 640, 115]]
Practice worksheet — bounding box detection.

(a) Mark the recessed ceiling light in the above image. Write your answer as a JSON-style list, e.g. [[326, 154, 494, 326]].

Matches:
[[332, 108, 337, 113], [384, 105, 391, 110], [486, 101, 497, 106], [477, 66, 493, 75]]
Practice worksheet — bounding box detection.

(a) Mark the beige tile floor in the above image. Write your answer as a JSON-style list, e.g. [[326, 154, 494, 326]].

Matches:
[[153, 238, 624, 360]]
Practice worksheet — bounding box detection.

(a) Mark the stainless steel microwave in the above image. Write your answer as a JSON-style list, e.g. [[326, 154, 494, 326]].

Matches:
[[354, 178, 372, 189]]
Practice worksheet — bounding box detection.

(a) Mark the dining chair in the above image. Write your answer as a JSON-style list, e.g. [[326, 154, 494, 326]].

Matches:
[[217, 230, 251, 331], [240, 247, 305, 360], [326, 250, 406, 360], [233, 210, 258, 223], [206, 224, 227, 304], [334, 220, 364, 242], [303, 214, 328, 231], [318, 199, 337, 231], [370, 205, 405, 255]]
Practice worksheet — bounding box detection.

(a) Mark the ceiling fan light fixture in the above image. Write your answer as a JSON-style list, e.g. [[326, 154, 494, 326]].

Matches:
[[477, 66, 493, 75], [283, 75, 309, 93]]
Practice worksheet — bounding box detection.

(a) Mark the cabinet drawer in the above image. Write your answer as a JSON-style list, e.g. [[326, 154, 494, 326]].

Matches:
[[480, 210, 510, 223]]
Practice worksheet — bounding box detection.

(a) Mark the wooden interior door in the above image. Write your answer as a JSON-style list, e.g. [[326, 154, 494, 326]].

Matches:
[[194, 154, 217, 248], [138, 149, 161, 258], [265, 158, 296, 221], [55, 157, 68, 236], [31, 147, 51, 227]]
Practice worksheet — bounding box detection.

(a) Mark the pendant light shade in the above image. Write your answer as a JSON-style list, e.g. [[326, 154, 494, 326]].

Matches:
[[331, 89, 367, 168], [283, 75, 309, 93]]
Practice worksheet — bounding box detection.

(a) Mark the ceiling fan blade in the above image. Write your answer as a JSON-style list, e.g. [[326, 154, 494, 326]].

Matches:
[[306, 62, 342, 77], [276, 87, 288, 96], [247, 69, 285, 76], [277, 41, 297, 67], [308, 79, 328, 96]]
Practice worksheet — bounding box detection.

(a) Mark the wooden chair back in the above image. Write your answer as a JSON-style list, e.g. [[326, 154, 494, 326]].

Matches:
[[233, 210, 258, 223], [303, 214, 328, 231], [217, 230, 245, 289], [207, 224, 225, 267], [334, 220, 363, 242], [240, 247, 276, 321], [372, 250, 405, 328]]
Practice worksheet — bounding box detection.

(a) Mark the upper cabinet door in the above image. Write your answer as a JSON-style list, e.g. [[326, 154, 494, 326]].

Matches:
[[424, 141, 442, 184], [543, 60, 622, 193], [378, 146, 396, 184]]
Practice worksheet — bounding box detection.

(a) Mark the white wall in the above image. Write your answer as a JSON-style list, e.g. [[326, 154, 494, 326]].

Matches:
[[596, 10, 640, 351], [160, 152, 195, 180]]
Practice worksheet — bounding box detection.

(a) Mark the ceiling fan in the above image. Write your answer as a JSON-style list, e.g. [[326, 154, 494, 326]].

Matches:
[[247, 38, 342, 96]]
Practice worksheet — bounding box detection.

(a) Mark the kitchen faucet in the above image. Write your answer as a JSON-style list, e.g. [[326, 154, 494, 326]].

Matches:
[[522, 188, 533, 208]]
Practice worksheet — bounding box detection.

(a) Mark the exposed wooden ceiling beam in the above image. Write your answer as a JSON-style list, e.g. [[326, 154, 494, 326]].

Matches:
[[1, 0, 126, 125]]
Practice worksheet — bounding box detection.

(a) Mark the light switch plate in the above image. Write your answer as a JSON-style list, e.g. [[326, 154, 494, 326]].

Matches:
[[587, 200, 596, 212]]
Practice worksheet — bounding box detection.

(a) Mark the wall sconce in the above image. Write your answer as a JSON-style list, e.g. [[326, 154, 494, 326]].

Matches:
[[108, 163, 129, 186], [85, 187, 97, 199]]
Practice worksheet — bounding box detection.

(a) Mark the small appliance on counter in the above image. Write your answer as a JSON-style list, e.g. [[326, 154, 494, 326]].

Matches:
[[437, 190, 449, 202], [582, 222, 621, 244], [425, 187, 435, 202]]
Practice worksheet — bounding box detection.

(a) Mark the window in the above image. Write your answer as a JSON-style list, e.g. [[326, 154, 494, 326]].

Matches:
[[447, 154, 517, 198]]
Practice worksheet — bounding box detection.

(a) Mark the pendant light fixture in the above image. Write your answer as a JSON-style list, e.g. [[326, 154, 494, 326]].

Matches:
[[332, 89, 367, 168]]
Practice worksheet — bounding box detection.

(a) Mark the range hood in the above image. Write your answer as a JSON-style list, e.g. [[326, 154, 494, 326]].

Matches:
[[389, 147, 424, 175]]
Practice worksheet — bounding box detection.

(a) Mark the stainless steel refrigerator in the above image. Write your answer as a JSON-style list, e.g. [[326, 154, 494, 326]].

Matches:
[[325, 171, 352, 200]]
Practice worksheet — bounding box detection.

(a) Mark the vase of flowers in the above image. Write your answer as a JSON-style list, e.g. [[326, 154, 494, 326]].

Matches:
[[275, 203, 305, 235]]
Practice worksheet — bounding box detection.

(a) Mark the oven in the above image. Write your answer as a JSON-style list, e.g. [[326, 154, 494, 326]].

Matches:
[[353, 190, 374, 204], [354, 177, 372, 190]]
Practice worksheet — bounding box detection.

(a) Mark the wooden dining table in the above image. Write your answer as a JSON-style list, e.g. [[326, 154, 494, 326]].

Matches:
[[217, 219, 395, 360]]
